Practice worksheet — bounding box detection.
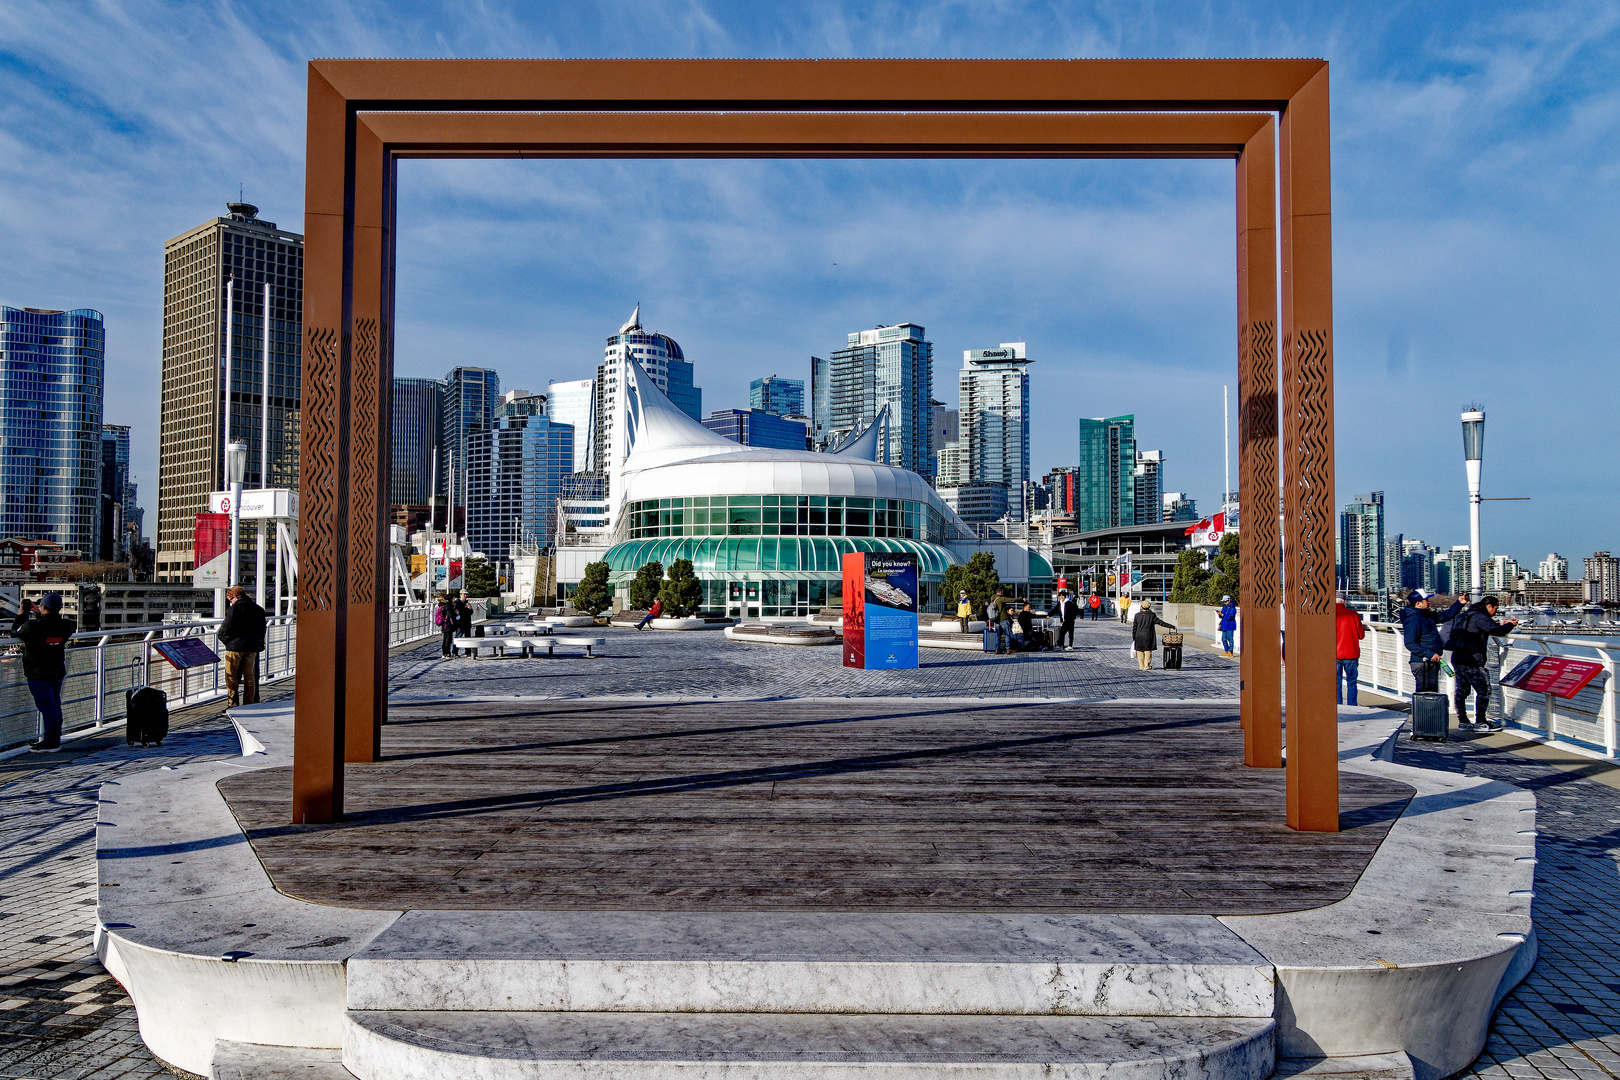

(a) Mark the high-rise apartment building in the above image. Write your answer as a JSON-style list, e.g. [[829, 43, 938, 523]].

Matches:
[[594, 307, 700, 492], [1162, 492, 1197, 523], [1384, 534, 1405, 596], [465, 400, 573, 563], [1585, 552, 1620, 602], [99, 424, 141, 561], [1133, 450, 1163, 527], [1448, 545, 1473, 598], [1338, 492, 1385, 592], [441, 366, 501, 502], [816, 323, 934, 478], [701, 409, 808, 450], [809, 356, 831, 449], [0, 306, 105, 554], [546, 378, 596, 474], [1539, 553, 1569, 581], [960, 344, 1030, 520], [1434, 553, 1452, 596], [750, 375, 804, 418], [1077, 415, 1135, 531], [1044, 467, 1078, 517], [391, 377, 443, 506], [157, 202, 302, 581], [1483, 554, 1521, 594], [1402, 539, 1436, 591]]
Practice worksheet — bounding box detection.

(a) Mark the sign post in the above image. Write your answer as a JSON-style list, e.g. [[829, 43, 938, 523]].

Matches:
[[842, 552, 919, 670]]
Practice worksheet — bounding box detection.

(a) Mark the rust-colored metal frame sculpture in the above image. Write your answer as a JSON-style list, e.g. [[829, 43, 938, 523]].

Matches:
[[295, 59, 1337, 831]]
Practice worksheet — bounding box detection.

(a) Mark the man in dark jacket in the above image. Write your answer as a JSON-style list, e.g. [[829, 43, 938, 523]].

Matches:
[[219, 585, 267, 706], [19, 593, 75, 751], [1449, 595, 1518, 731], [1400, 589, 1462, 693], [1047, 590, 1079, 650]]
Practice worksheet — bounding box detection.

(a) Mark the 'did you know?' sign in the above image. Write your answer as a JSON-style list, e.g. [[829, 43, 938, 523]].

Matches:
[[842, 551, 919, 670]]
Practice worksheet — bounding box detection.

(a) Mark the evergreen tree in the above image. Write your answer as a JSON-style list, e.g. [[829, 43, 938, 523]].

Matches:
[[572, 561, 612, 615], [942, 552, 1001, 618], [463, 557, 499, 598], [1203, 534, 1240, 605], [658, 559, 704, 618], [629, 561, 665, 610], [1170, 548, 1211, 604]]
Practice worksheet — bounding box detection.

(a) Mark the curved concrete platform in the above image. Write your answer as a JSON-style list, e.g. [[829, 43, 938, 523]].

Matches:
[[94, 701, 1534, 1080], [724, 624, 840, 645], [343, 1011, 1277, 1080]]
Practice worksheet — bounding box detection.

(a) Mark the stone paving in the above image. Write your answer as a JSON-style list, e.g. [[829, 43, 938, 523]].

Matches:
[[0, 624, 1618, 1079], [388, 616, 1241, 700]]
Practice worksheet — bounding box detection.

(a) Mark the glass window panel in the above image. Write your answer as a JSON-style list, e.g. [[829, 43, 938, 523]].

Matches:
[[730, 496, 761, 507]]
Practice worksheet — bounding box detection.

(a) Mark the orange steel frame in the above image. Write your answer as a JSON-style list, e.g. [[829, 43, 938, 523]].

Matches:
[[294, 59, 1337, 831]]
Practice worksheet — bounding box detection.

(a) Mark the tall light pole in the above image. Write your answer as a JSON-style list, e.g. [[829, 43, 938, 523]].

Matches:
[[225, 441, 247, 589], [1462, 408, 1485, 600]]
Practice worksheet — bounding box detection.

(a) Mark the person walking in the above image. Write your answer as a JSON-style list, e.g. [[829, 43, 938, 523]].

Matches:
[[956, 590, 973, 634], [219, 585, 267, 706], [637, 597, 663, 630], [1400, 588, 1461, 693], [1217, 595, 1238, 657], [1335, 598, 1366, 706], [436, 593, 457, 657], [987, 588, 1012, 653], [1449, 594, 1518, 731], [1048, 590, 1079, 650], [1131, 599, 1175, 671], [1088, 593, 1102, 621], [19, 593, 74, 752]]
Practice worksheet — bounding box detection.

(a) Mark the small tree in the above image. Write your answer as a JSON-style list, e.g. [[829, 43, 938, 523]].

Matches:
[[572, 561, 612, 615], [463, 558, 499, 598], [658, 558, 704, 618], [943, 551, 1001, 618], [629, 560, 665, 610], [1170, 548, 1211, 604], [1202, 534, 1240, 605]]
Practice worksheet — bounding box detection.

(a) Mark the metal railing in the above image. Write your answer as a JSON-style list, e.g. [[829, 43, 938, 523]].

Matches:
[[1357, 621, 1618, 758], [1, 605, 442, 751]]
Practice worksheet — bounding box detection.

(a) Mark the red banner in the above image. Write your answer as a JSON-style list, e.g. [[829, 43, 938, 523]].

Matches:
[[1503, 656, 1605, 699], [842, 552, 865, 669]]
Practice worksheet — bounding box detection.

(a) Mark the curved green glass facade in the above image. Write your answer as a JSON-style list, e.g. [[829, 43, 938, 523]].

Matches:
[[625, 495, 947, 544]]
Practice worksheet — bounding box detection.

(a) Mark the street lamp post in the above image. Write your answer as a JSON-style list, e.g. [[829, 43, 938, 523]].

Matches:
[[1462, 409, 1485, 600], [225, 441, 247, 589]]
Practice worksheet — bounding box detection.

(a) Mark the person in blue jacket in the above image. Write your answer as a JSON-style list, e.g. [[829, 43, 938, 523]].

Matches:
[[1217, 595, 1238, 657], [1400, 588, 1462, 693]]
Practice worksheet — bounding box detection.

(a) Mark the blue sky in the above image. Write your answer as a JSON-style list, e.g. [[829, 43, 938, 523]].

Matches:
[[2, 0, 1616, 566]]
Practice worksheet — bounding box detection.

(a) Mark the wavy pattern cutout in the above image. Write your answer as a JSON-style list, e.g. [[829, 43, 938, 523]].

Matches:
[[1291, 329, 1334, 616], [300, 326, 339, 612], [1240, 320, 1280, 608], [349, 317, 380, 607]]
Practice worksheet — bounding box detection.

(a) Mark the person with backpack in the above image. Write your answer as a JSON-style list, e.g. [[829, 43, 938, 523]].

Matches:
[[436, 593, 456, 657], [19, 592, 75, 752], [1449, 594, 1518, 731], [219, 585, 267, 706]]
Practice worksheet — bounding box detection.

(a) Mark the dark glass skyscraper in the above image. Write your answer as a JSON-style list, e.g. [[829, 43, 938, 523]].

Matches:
[[750, 375, 805, 417], [441, 367, 501, 503], [0, 306, 105, 553], [701, 408, 809, 450], [818, 323, 934, 479], [466, 405, 574, 559], [391, 377, 443, 506]]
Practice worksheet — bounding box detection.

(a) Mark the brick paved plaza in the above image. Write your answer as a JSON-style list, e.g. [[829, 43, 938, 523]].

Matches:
[[2, 621, 1618, 1078]]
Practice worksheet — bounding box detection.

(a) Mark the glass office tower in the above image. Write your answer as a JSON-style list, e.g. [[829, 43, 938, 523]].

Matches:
[[441, 367, 501, 503], [546, 378, 596, 474], [959, 343, 1030, 521], [466, 411, 574, 558], [750, 375, 805, 417], [391, 377, 444, 506], [1077, 415, 1136, 532], [0, 307, 105, 554], [819, 323, 934, 479]]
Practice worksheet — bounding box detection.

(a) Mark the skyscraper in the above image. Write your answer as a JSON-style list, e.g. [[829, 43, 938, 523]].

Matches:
[[391, 377, 443, 507], [594, 307, 700, 491], [1162, 492, 1197, 523], [750, 375, 804, 417], [1539, 553, 1569, 581], [809, 355, 830, 449], [1132, 450, 1164, 527], [1384, 533, 1405, 596], [441, 366, 501, 501], [99, 424, 138, 561], [1044, 466, 1077, 516], [701, 409, 809, 450], [1448, 545, 1473, 598], [959, 343, 1030, 519], [1402, 539, 1436, 591], [465, 401, 573, 560], [157, 202, 302, 582], [0, 306, 104, 554], [546, 378, 596, 473], [818, 323, 934, 478], [1338, 492, 1385, 592], [1077, 415, 1135, 531], [1585, 552, 1619, 602]]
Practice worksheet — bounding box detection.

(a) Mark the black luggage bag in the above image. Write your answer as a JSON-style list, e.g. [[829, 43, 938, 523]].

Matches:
[[1411, 692, 1449, 741], [1162, 644, 1183, 670], [125, 686, 169, 747]]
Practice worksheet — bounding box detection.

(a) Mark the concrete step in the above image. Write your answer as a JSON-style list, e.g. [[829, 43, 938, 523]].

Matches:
[[343, 1010, 1276, 1080], [212, 1039, 357, 1078], [346, 911, 1275, 1018], [1272, 1053, 1415, 1079]]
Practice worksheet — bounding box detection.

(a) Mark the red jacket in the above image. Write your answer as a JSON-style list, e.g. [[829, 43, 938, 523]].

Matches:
[[1335, 602, 1366, 659]]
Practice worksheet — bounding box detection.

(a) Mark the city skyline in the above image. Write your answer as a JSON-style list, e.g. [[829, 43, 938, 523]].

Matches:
[[1, 2, 1616, 560]]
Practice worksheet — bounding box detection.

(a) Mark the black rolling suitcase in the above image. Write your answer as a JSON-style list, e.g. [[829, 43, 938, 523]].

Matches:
[[1411, 692, 1449, 741], [983, 629, 1000, 652], [125, 686, 169, 747], [1162, 645, 1183, 670]]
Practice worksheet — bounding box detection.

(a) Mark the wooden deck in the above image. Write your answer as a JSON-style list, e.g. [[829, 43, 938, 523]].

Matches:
[[218, 700, 1413, 915]]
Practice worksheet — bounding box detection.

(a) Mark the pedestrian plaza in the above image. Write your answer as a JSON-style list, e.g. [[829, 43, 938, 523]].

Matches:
[[1, 620, 1617, 1078]]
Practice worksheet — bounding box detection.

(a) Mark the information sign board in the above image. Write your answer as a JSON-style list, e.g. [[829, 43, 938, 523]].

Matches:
[[152, 638, 221, 670], [1502, 655, 1605, 699], [842, 552, 919, 670]]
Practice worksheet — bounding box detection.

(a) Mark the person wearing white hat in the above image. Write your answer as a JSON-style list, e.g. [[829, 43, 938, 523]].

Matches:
[[1217, 594, 1238, 657]]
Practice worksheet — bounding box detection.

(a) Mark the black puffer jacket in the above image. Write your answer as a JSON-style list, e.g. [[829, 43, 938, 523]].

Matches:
[[1448, 602, 1515, 667]]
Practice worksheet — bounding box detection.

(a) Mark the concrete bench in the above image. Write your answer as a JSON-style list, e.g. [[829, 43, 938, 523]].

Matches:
[[547, 635, 607, 658], [452, 636, 539, 659]]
